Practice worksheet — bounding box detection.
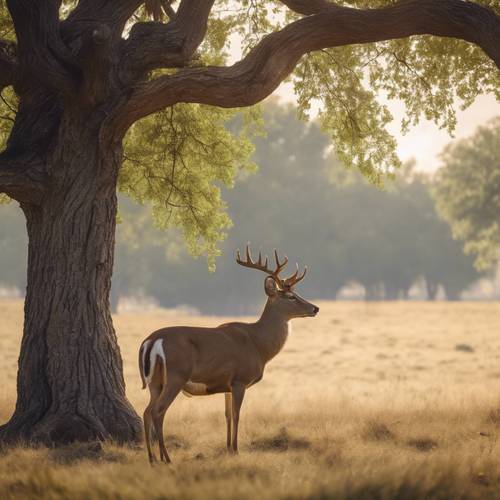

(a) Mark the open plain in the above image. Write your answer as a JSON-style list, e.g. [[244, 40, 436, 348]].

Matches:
[[1, 299, 500, 499]]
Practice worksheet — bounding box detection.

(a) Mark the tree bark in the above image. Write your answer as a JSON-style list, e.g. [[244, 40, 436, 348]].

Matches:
[[0, 113, 141, 445]]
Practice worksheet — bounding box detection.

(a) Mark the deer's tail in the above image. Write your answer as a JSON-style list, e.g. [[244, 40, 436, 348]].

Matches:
[[139, 338, 166, 389]]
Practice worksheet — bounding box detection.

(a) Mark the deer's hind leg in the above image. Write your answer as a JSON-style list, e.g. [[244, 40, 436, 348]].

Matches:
[[144, 379, 162, 464], [152, 373, 187, 463]]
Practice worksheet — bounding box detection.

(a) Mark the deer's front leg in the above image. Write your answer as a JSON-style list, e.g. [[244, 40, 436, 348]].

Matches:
[[230, 382, 246, 454], [225, 392, 232, 451]]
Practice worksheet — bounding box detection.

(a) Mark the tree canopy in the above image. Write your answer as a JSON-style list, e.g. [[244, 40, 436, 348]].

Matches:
[[1, 1, 500, 262], [433, 117, 500, 271]]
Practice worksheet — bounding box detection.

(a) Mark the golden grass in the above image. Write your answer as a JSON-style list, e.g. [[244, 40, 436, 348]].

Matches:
[[1, 300, 500, 499]]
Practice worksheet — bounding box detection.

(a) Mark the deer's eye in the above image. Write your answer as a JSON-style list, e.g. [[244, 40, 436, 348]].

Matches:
[[288, 295, 296, 300]]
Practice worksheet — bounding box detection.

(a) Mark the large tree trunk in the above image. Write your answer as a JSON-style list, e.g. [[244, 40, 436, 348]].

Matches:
[[0, 114, 141, 445]]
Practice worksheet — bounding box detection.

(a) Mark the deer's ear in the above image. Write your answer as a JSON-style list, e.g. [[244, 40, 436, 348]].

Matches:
[[264, 276, 278, 297]]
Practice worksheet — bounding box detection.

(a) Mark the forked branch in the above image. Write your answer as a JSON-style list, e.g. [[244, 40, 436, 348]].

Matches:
[[114, 0, 500, 135], [144, 0, 176, 21], [6, 0, 79, 96], [63, 0, 142, 40], [120, 0, 215, 81]]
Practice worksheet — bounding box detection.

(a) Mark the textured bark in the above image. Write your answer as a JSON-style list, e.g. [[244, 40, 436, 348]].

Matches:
[[0, 115, 141, 445]]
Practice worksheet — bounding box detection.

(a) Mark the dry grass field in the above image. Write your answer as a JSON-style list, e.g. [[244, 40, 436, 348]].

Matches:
[[1, 299, 500, 499]]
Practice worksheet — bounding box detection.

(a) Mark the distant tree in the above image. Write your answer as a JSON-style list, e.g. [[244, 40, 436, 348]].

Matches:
[[333, 161, 480, 300], [113, 107, 480, 307], [433, 118, 500, 271], [406, 173, 480, 300], [112, 197, 169, 312]]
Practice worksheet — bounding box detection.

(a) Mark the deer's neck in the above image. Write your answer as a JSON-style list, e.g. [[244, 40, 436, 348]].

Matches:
[[251, 301, 290, 364]]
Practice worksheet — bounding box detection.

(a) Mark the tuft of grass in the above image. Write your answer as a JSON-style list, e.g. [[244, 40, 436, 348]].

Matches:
[[486, 409, 500, 425], [406, 437, 438, 452], [363, 421, 395, 442]]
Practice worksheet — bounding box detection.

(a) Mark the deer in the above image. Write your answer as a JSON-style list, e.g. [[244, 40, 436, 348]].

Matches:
[[138, 245, 319, 463]]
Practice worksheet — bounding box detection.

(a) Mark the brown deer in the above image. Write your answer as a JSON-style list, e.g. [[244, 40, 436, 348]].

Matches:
[[138, 245, 319, 463]]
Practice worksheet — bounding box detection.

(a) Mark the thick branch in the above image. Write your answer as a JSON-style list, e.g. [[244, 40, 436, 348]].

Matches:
[[76, 25, 113, 106], [62, 1, 141, 41], [0, 154, 47, 204], [114, 0, 500, 136], [7, 0, 78, 96], [0, 39, 16, 91], [120, 0, 215, 81], [161, 0, 176, 20]]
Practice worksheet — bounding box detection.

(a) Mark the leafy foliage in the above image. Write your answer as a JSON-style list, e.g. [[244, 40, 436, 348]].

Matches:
[[1, 1, 499, 261], [0, 1, 15, 201], [433, 117, 500, 270], [120, 104, 258, 269]]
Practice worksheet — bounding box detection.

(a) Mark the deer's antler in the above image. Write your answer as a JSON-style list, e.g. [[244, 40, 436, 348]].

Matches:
[[236, 244, 306, 289], [282, 263, 307, 288]]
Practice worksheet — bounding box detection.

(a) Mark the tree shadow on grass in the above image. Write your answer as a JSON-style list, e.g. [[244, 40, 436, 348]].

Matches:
[[47, 442, 127, 465], [250, 427, 310, 452]]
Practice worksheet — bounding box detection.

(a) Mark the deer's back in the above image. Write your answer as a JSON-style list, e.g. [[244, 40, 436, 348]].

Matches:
[[144, 323, 263, 387]]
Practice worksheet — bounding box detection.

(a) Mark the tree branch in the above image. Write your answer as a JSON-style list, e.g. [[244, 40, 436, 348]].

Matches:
[[279, 0, 335, 15], [120, 0, 215, 82], [75, 24, 114, 106], [113, 0, 500, 136], [62, 1, 142, 41], [0, 39, 16, 92], [161, 0, 176, 20], [6, 0, 79, 96], [0, 153, 47, 205]]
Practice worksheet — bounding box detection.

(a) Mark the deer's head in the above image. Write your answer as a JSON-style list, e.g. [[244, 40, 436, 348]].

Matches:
[[236, 244, 319, 320]]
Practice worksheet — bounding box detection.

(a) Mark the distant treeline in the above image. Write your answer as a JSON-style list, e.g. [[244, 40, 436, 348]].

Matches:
[[0, 104, 481, 313]]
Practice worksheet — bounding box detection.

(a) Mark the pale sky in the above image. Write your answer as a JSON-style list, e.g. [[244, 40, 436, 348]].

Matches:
[[271, 82, 500, 173]]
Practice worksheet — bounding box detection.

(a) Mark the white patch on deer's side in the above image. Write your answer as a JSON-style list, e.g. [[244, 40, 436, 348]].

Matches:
[[182, 381, 208, 397], [146, 339, 166, 385], [141, 339, 151, 382]]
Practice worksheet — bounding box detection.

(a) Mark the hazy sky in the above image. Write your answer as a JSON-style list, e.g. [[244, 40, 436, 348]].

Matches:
[[271, 82, 499, 173]]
